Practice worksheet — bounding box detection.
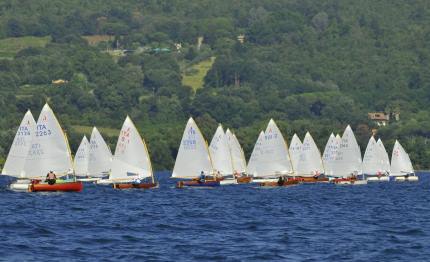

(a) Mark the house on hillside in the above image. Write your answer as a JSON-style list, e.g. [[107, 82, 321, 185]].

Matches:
[[368, 112, 390, 126]]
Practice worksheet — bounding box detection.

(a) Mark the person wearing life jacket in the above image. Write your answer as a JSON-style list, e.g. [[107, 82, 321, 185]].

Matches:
[[46, 171, 57, 185]]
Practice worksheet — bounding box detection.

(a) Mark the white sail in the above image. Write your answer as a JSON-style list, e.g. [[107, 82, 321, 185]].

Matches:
[[22, 104, 73, 178], [172, 117, 213, 178], [331, 125, 362, 178], [390, 140, 414, 176], [362, 136, 383, 175], [246, 131, 265, 176], [88, 127, 112, 177], [289, 133, 302, 174], [377, 139, 390, 173], [2, 110, 36, 177], [209, 125, 233, 176], [322, 133, 338, 176], [74, 136, 89, 176], [225, 129, 247, 173], [109, 116, 153, 181], [247, 119, 292, 177], [296, 132, 324, 176]]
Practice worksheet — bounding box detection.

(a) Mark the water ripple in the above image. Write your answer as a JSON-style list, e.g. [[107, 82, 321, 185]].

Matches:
[[0, 172, 430, 261]]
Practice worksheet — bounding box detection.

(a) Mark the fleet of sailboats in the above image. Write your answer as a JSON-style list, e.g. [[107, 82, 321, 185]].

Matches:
[[0, 106, 421, 192]]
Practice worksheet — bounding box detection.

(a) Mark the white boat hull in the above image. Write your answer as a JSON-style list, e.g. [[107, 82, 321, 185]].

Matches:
[[394, 176, 406, 182], [367, 176, 389, 182], [220, 179, 238, 185], [77, 178, 101, 182], [10, 182, 30, 191], [252, 178, 278, 183], [353, 180, 368, 185], [335, 180, 368, 185], [407, 176, 419, 182], [95, 179, 114, 185]]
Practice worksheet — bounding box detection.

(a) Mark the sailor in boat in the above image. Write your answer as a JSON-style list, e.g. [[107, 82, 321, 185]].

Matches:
[[45, 171, 57, 185], [313, 171, 320, 180], [199, 171, 205, 183], [277, 176, 284, 186], [132, 175, 144, 185]]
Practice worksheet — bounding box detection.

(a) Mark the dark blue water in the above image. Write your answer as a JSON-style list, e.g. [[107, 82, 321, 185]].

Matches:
[[1, 172, 429, 261]]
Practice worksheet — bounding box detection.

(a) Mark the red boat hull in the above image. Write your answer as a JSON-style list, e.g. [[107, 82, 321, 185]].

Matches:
[[113, 183, 158, 189], [30, 181, 83, 192], [236, 176, 252, 184], [260, 179, 300, 187]]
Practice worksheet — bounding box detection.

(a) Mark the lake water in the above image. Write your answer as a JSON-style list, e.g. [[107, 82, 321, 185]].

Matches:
[[0, 172, 429, 261]]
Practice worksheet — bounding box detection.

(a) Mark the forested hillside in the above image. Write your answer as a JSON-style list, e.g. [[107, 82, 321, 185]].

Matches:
[[0, 0, 429, 170]]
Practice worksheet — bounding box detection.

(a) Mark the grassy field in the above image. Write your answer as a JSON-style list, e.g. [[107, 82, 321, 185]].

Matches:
[[182, 56, 215, 92], [0, 36, 51, 59], [71, 125, 120, 137]]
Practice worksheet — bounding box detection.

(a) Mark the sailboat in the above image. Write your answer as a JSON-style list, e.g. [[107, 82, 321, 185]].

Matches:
[[172, 117, 218, 188], [209, 124, 233, 178], [390, 140, 418, 182], [363, 137, 389, 182], [2, 110, 36, 184], [247, 119, 298, 187], [322, 133, 339, 177], [247, 131, 264, 178], [109, 116, 157, 189], [225, 128, 251, 183], [11, 104, 82, 192], [295, 132, 327, 182], [289, 133, 302, 175], [331, 125, 367, 185], [82, 127, 112, 181], [74, 136, 89, 177], [376, 138, 390, 181]]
